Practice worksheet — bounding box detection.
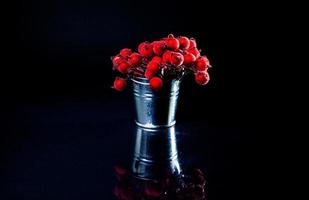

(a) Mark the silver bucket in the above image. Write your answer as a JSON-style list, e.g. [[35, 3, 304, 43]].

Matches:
[[132, 125, 181, 179], [132, 77, 180, 128]]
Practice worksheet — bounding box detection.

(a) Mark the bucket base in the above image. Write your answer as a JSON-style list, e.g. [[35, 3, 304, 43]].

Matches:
[[135, 120, 176, 129], [132, 155, 181, 179]]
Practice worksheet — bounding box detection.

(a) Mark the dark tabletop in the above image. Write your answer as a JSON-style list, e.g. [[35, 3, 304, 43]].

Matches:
[[0, 96, 260, 200]]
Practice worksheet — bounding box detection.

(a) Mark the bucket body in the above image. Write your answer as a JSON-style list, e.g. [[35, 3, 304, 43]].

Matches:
[[132, 77, 180, 128]]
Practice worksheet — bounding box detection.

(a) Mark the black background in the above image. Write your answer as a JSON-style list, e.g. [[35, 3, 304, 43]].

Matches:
[[6, 0, 274, 125], [1, 0, 285, 199]]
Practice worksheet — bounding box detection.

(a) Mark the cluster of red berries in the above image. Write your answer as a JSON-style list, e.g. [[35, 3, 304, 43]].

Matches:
[[112, 34, 211, 91]]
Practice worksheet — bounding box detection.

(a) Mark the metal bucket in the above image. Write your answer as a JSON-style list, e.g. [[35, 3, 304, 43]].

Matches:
[[132, 125, 181, 179], [132, 77, 180, 128]]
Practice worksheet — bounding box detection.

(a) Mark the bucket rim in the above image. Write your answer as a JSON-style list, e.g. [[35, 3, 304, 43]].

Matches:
[[131, 77, 150, 85], [131, 76, 182, 85]]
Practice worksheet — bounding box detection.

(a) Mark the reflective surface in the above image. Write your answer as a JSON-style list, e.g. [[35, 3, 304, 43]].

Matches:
[[115, 125, 206, 199], [132, 126, 181, 179], [0, 99, 259, 200]]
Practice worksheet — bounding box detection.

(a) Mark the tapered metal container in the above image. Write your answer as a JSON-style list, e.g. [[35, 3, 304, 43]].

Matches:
[[132, 125, 181, 179], [132, 77, 180, 128]]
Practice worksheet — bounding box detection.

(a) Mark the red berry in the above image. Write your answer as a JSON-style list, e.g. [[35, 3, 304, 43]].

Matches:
[[195, 56, 209, 71], [195, 72, 210, 85], [178, 36, 190, 49], [170, 52, 184, 66], [144, 70, 155, 80], [189, 38, 197, 48], [117, 61, 131, 73], [183, 53, 196, 65], [128, 53, 141, 66], [153, 41, 166, 55], [113, 77, 127, 91], [162, 51, 172, 63], [202, 55, 210, 65], [147, 61, 160, 73], [187, 47, 200, 58], [138, 42, 153, 57], [151, 56, 162, 63], [119, 48, 132, 57], [150, 77, 163, 90], [165, 35, 179, 50], [112, 55, 123, 67]]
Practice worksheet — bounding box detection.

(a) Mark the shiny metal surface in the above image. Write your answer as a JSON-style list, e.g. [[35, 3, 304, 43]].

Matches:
[[132, 126, 181, 179], [132, 77, 180, 128]]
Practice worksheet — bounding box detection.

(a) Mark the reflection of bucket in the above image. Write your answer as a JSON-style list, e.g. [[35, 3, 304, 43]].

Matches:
[[132, 126, 181, 179], [132, 77, 180, 128]]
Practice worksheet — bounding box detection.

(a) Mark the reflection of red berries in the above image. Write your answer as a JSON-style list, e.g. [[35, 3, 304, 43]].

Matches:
[[183, 53, 196, 65], [195, 56, 209, 71], [151, 56, 162, 63], [119, 48, 132, 57], [113, 165, 207, 200], [150, 77, 163, 90], [165, 34, 180, 50], [138, 42, 153, 57], [187, 47, 200, 58], [189, 38, 197, 48], [162, 51, 172, 63], [195, 72, 210, 85], [117, 61, 131, 73], [170, 52, 184, 66], [144, 182, 162, 198], [114, 164, 127, 176], [112, 55, 123, 67], [113, 77, 127, 91], [178, 36, 190, 49], [147, 62, 160, 73], [153, 41, 166, 55], [128, 53, 141, 66], [114, 185, 130, 200]]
